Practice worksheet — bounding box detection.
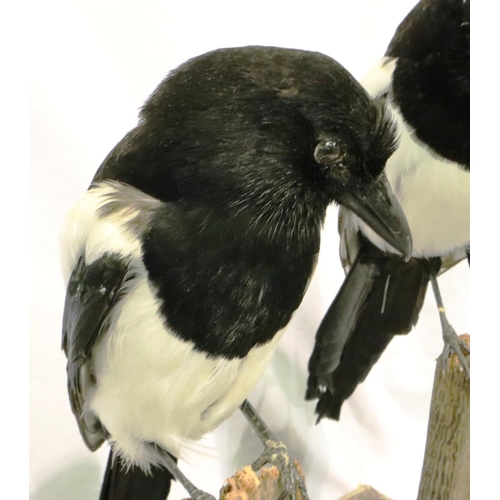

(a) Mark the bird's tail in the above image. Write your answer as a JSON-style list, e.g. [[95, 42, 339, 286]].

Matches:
[[99, 449, 174, 500], [306, 238, 438, 421]]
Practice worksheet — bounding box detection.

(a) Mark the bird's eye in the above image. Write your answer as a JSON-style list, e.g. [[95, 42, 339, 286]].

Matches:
[[314, 140, 345, 166]]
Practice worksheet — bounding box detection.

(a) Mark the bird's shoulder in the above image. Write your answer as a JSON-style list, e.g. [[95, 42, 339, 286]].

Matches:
[[142, 201, 320, 359]]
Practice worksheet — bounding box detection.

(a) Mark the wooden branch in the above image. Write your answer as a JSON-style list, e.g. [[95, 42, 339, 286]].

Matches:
[[417, 334, 470, 500]]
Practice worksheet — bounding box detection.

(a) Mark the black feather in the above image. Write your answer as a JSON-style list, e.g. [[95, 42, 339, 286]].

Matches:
[[99, 449, 174, 500], [307, 237, 439, 421]]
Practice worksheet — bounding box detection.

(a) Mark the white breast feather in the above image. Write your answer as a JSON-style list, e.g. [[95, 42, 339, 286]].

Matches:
[[91, 277, 285, 469]]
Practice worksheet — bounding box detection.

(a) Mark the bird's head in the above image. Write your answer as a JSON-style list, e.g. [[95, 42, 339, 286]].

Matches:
[[227, 47, 413, 256], [123, 46, 413, 256], [305, 94, 412, 258]]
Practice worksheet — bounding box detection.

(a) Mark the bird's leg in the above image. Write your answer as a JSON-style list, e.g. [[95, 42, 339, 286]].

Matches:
[[430, 274, 470, 378], [239, 400, 309, 500], [155, 446, 216, 500]]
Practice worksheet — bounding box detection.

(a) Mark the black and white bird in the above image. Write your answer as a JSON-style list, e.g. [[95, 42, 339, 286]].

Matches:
[[306, 0, 470, 421], [61, 46, 412, 499]]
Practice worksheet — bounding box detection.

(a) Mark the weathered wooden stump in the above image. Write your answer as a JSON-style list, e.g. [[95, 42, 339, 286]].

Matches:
[[417, 334, 470, 500]]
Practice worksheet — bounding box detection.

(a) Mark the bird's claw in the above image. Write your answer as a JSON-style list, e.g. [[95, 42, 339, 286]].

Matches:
[[251, 440, 309, 500], [441, 326, 470, 379]]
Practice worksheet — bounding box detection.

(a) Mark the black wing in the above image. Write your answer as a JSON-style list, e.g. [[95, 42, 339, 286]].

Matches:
[[62, 253, 131, 450], [306, 237, 436, 421]]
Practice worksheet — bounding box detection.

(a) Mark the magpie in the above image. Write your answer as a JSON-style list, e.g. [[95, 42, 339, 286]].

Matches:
[[61, 45, 412, 499], [306, 0, 470, 421]]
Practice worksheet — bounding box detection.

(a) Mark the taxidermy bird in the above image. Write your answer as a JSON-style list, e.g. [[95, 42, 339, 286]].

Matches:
[[61, 45, 412, 499], [306, 0, 470, 421]]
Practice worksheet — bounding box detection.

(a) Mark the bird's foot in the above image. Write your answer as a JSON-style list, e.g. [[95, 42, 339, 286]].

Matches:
[[251, 439, 309, 500], [441, 325, 470, 378], [430, 274, 470, 379], [153, 444, 216, 500]]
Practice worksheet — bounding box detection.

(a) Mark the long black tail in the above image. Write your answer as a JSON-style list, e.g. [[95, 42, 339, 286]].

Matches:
[[306, 238, 439, 421], [99, 449, 174, 500]]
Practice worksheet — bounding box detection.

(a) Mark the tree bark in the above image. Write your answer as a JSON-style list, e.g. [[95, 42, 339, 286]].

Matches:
[[417, 334, 470, 500]]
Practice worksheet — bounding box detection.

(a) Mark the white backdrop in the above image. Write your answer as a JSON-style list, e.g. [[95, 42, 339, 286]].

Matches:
[[29, 1, 470, 499]]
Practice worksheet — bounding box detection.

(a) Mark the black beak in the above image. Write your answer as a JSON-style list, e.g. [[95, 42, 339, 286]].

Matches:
[[338, 172, 413, 257]]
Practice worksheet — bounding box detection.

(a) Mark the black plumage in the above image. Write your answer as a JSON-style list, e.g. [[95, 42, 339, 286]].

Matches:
[[387, 0, 470, 165]]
